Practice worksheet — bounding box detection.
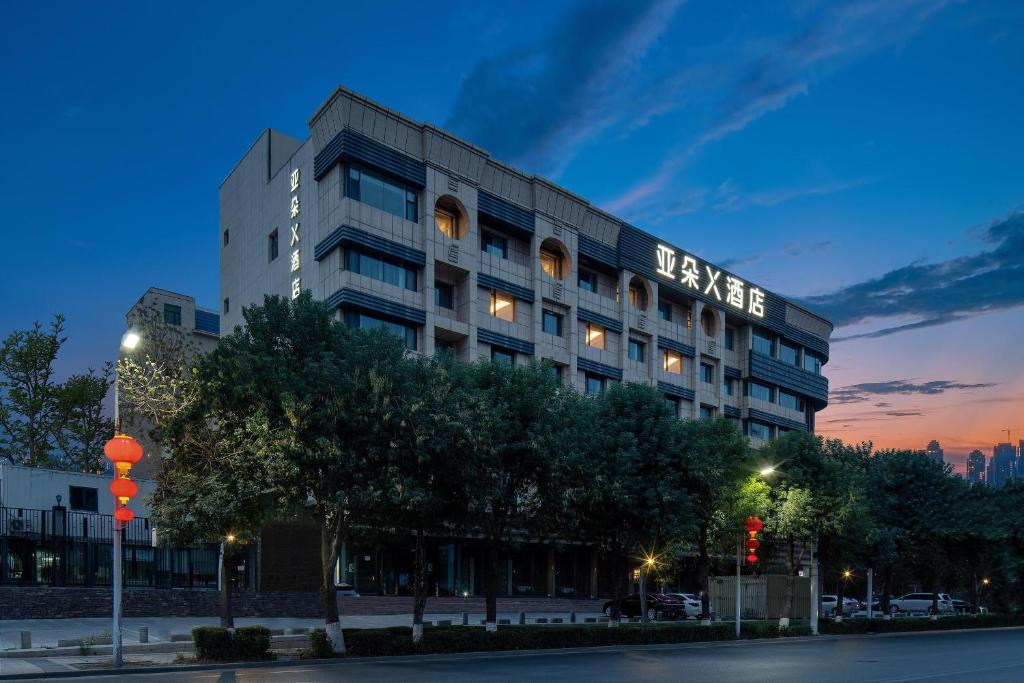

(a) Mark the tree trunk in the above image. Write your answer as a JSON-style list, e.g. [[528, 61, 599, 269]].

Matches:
[[970, 568, 979, 616], [412, 528, 428, 643], [698, 524, 711, 624], [880, 570, 891, 620], [320, 520, 345, 653], [835, 576, 845, 622], [779, 536, 795, 626], [639, 565, 649, 624], [485, 544, 499, 632], [608, 553, 623, 628], [218, 542, 234, 628]]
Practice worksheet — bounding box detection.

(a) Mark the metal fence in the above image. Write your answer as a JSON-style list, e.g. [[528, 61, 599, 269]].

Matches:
[[710, 574, 811, 621], [0, 506, 249, 589]]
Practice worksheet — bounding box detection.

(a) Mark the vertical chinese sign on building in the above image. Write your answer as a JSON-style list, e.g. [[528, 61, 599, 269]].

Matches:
[[289, 167, 302, 299]]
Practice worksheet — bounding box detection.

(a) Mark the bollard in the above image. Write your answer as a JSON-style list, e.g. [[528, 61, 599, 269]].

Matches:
[[138, 626, 149, 644], [462, 612, 469, 626], [20, 631, 31, 650], [518, 611, 526, 625], [570, 611, 576, 624]]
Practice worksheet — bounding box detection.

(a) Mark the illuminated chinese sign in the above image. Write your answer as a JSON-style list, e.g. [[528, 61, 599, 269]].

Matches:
[[655, 244, 764, 318], [289, 168, 301, 299]]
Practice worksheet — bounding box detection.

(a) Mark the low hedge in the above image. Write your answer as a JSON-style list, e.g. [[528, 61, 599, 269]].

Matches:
[[305, 620, 811, 659], [821, 614, 1024, 635], [192, 626, 273, 662]]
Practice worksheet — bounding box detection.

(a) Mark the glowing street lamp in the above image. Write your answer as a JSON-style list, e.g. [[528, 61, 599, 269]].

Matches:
[[759, 466, 776, 477]]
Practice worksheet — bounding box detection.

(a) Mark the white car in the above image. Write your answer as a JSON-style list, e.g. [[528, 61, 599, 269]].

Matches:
[[664, 592, 714, 619], [822, 594, 860, 616], [890, 592, 954, 615]]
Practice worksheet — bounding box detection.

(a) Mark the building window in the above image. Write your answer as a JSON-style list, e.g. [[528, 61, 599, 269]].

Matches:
[[803, 351, 822, 375], [665, 396, 679, 415], [491, 347, 515, 366], [435, 207, 457, 237], [542, 310, 563, 337], [540, 247, 562, 279], [699, 405, 715, 420], [700, 362, 715, 384], [724, 326, 735, 351], [752, 328, 774, 356], [658, 301, 672, 321], [435, 281, 455, 309], [69, 486, 98, 512], [343, 311, 417, 350], [578, 270, 597, 293], [222, 229, 229, 246], [345, 249, 417, 291], [628, 279, 648, 310], [628, 339, 645, 362], [585, 373, 605, 396], [435, 338, 455, 359], [346, 163, 418, 222], [585, 322, 606, 350], [268, 229, 279, 262], [490, 290, 515, 321], [223, 298, 229, 314], [686, 305, 693, 329], [163, 303, 181, 326], [748, 420, 771, 440], [779, 341, 799, 366], [701, 309, 717, 336], [779, 390, 805, 412], [748, 381, 773, 402], [545, 362, 563, 382], [481, 231, 508, 259], [663, 350, 683, 375], [723, 377, 736, 396]]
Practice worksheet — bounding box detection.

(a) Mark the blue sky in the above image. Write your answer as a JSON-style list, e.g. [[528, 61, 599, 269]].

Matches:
[[1, 0, 1022, 466]]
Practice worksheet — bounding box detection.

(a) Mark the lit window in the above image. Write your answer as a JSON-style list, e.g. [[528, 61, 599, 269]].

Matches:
[[628, 282, 648, 310], [663, 350, 683, 375], [542, 310, 563, 336], [585, 373, 605, 396], [658, 301, 672, 321], [268, 229, 279, 263], [579, 270, 597, 293], [585, 322, 606, 350], [628, 340, 645, 362], [163, 303, 181, 327], [435, 207, 458, 238], [540, 248, 562, 279], [481, 231, 508, 259], [491, 347, 515, 366], [490, 290, 515, 321], [686, 306, 693, 329], [435, 281, 454, 309], [700, 362, 715, 384]]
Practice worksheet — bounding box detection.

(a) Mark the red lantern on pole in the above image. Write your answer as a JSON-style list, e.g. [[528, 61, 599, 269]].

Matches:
[[745, 538, 760, 551], [114, 507, 134, 523], [109, 478, 139, 505], [745, 516, 764, 534], [746, 553, 759, 564], [104, 435, 143, 476]]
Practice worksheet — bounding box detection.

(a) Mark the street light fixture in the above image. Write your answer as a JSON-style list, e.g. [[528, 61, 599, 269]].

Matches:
[[759, 466, 776, 477]]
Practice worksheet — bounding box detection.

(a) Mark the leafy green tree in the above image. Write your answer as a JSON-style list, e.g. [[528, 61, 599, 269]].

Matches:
[[461, 360, 569, 631], [563, 382, 690, 626], [52, 364, 115, 472], [0, 315, 66, 467]]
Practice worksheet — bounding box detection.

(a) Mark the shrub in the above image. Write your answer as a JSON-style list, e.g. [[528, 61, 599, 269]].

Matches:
[[233, 626, 272, 660], [305, 628, 333, 659], [741, 622, 813, 638], [192, 627, 233, 661], [820, 614, 1024, 635]]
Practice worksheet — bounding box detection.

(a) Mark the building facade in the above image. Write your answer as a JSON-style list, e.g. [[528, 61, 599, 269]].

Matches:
[[220, 87, 832, 448], [966, 449, 986, 483], [988, 443, 1017, 488], [926, 439, 944, 465]]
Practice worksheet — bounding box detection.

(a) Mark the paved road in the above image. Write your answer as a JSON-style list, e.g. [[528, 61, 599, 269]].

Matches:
[[5, 628, 1023, 683]]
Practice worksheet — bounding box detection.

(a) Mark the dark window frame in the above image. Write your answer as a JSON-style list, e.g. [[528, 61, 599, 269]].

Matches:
[[542, 309, 563, 337], [163, 303, 181, 326]]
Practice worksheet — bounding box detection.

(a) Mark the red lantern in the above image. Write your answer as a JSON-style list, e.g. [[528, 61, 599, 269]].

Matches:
[[746, 553, 759, 564], [104, 435, 143, 474], [109, 478, 139, 505], [745, 516, 764, 533], [114, 507, 134, 523], [746, 538, 760, 551]]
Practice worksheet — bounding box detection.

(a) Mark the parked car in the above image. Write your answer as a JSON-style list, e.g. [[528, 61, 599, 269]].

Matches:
[[822, 594, 861, 616], [889, 592, 954, 615], [603, 593, 686, 621], [950, 598, 985, 615], [334, 582, 360, 597], [663, 592, 715, 619]]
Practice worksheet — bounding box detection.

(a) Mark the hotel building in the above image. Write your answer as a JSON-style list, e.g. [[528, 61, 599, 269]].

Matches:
[[221, 87, 832, 447], [218, 87, 832, 597]]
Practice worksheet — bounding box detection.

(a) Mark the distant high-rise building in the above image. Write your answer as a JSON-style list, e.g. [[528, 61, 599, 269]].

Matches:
[[1019, 440, 1024, 478], [926, 440, 944, 464], [966, 449, 986, 483], [988, 443, 1016, 488]]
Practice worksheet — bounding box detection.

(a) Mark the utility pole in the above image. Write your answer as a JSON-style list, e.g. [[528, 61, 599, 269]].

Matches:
[[809, 533, 820, 635], [734, 537, 741, 638], [866, 568, 874, 620]]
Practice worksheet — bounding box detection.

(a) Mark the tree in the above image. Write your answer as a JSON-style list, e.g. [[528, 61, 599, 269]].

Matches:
[[52, 364, 115, 472], [0, 315, 65, 467], [679, 417, 752, 622], [564, 382, 690, 626], [206, 293, 406, 652], [462, 360, 569, 631]]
